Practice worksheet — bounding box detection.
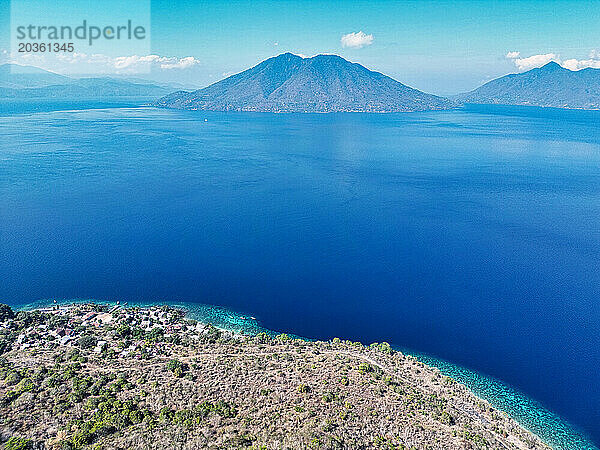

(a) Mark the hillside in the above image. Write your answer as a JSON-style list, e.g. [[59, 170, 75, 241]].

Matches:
[[0, 303, 547, 449], [0, 64, 173, 100], [456, 62, 600, 109], [0, 77, 171, 100], [154, 53, 455, 112], [0, 64, 70, 89]]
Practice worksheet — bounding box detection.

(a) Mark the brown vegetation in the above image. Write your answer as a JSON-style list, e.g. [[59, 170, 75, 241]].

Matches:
[[0, 303, 547, 449]]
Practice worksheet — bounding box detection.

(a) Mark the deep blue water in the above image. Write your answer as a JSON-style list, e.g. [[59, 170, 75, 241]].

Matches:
[[1, 103, 599, 447]]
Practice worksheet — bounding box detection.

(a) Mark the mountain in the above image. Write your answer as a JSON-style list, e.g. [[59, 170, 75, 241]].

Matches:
[[76, 74, 200, 91], [0, 63, 71, 89], [456, 62, 600, 109], [0, 76, 172, 99], [153, 53, 455, 112]]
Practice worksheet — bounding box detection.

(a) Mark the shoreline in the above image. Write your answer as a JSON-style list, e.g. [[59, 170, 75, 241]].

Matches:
[[2, 300, 548, 449], [9, 298, 597, 450]]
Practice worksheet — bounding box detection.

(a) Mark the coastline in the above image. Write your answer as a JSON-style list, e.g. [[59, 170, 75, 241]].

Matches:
[[9, 298, 596, 450], [2, 299, 547, 449]]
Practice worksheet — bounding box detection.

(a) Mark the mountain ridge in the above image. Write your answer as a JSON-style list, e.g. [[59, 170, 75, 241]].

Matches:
[[455, 62, 600, 109], [0, 64, 180, 99], [0, 63, 71, 89]]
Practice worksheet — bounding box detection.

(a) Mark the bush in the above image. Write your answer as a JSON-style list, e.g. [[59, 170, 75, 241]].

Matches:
[[0, 304, 15, 321], [322, 391, 338, 403], [203, 324, 221, 343], [166, 359, 187, 377], [4, 436, 31, 450], [276, 333, 291, 342], [5, 371, 22, 385], [254, 332, 271, 344], [159, 406, 174, 423], [117, 325, 132, 338], [297, 383, 310, 393], [145, 327, 164, 341], [369, 342, 394, 354], [358, 363, 372, 374], [438, 411, 455, 425], [77, 335, 97, 349]]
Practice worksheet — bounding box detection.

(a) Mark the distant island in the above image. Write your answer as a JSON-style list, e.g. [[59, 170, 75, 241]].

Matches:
[[0, 64, 181, 100], [456, 62, 600, 110], [0, 302, 547, 449], [153, 53, 456, 113]]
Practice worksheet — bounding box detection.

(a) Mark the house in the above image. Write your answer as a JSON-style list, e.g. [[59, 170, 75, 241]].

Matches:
[[82, 312, 97, 321]]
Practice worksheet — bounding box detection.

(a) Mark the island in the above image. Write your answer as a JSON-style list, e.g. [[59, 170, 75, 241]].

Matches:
[[0, 303, 547, 449], [153, 53, 455, 113], [455, 62, 600, 110]]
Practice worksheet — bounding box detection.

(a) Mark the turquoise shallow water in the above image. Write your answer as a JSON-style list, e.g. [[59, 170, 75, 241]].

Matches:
[[413, 354, 598, 450], [19, 297, 597, 450]]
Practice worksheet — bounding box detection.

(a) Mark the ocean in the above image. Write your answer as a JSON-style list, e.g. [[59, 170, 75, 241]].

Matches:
[[1, 102, 599, 448]]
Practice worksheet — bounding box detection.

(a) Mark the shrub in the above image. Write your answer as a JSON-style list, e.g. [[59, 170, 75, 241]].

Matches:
[[5, 371, 22, 385], [377, 342, 393, 354], [0, 304, 15, 321], [297, 383, 310, 393], [254, 332, 271, 344], [146, 327, 164, 341], [358, 363, 372, 374], [4, 436, 31, 450], [117, 325, 132, 338], [77, 335, 97, 349], [159, 407, 174, 423], [322, 391, 337, 403], [166, 359, 187, 377], [438, 411, 455, 425], [204, 325, 221, 343], [212, 399, 236, 418], [276, 333, 291, 342]]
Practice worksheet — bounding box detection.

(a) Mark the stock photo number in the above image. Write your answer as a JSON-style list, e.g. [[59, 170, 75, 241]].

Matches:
[[18, 42, 74, 52]]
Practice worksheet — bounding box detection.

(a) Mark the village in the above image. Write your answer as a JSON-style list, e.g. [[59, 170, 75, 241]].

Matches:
[[0, 302, 221, 360]]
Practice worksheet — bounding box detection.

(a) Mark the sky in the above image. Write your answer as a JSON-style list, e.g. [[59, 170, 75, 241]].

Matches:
[[1, 0, 600, 94]]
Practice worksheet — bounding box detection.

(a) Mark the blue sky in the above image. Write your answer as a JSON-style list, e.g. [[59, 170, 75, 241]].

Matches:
[[2, 0, 600, 94]]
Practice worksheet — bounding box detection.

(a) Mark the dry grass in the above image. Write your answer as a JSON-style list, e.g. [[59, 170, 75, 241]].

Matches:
[[0, 305, 548, 450]]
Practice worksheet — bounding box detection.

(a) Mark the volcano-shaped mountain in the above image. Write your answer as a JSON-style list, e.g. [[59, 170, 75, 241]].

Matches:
[[154, 53, 454, 112]]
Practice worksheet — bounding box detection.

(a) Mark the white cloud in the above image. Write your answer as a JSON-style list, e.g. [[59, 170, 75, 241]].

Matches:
[[506, 52, 558, 71], [1, 50, 199, 74], [561, 49, 600, 70], [340, 31, 374, 49], [505, 50, 600, 71], [112, 55, 199, 70], [160, 56, 199, 70]]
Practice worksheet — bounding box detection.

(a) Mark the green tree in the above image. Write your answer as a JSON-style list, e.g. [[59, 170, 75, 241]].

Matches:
[[0, 304, 15, 321], [166, 359, 187, 377], [4, 436, 31, 450], [77, 335, 97, 349], [117, 324, 132, 338]]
